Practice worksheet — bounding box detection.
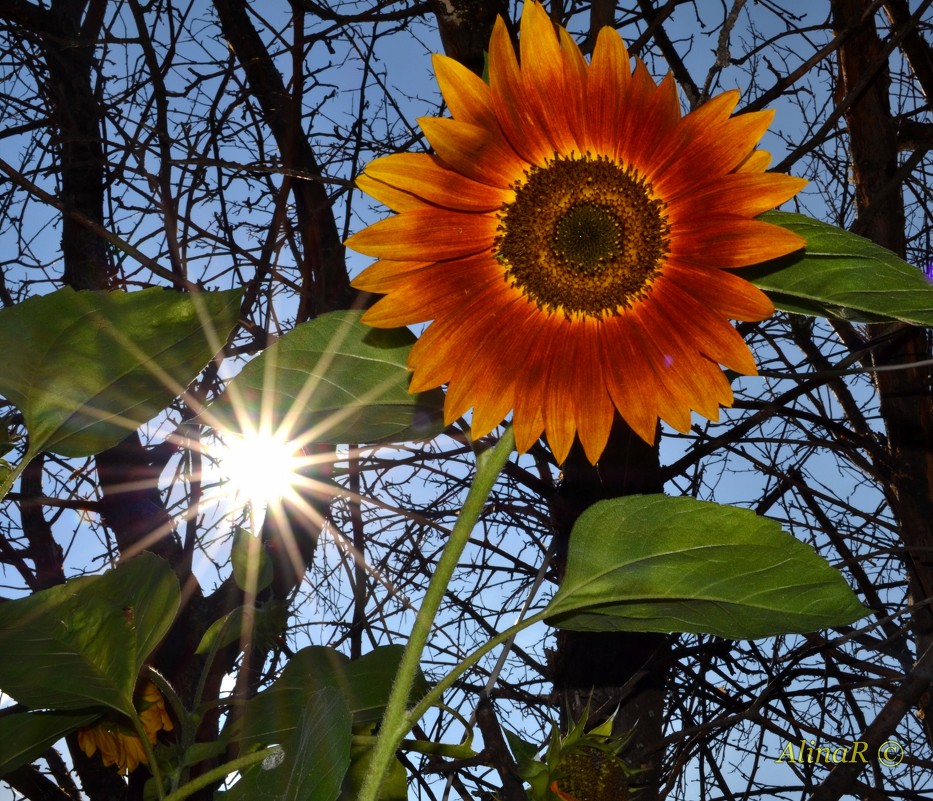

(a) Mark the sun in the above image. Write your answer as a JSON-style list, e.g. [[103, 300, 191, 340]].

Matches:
[[209, 425, 308, 528]]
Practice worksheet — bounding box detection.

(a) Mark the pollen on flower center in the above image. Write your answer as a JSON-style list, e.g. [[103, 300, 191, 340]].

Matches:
[[552, 203, 622, 275], [495, 154, 671, 318]]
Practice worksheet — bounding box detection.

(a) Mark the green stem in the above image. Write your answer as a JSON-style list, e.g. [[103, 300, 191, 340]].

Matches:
[[160, 747, 282, 801], [357, 428, 515, 801], [144, 667, 197, 794], [0, 447, 36, 502], [407, 610, 551, 727], [352, 735, 477, 760], [129, 712, 165, 799]]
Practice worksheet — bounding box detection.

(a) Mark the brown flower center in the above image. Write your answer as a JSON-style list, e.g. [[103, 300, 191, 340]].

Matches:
[[495, 154, 670, 318]]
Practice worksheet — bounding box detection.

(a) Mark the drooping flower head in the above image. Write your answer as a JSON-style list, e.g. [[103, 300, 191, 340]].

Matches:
[[346, 2, 805, 463], [77, 681, 173, 774]]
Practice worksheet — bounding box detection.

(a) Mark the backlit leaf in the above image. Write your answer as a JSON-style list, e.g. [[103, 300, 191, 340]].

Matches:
[[0, 709, 100, 775], [742, 212, 933, 324], [206, 312, 444, 445], [224, 687, 351, 801], [0, 553, 180, 714], [0, 287, 241, 458], [545, 495, 868, 639]]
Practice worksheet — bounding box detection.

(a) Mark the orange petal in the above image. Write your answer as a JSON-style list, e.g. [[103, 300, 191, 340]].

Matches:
[[737, 149, 772, 173], [418, 116, 527, 188], [432, 53, 497, 129], [654, 279, 759, 374], [558, 26, 588, 146], [543, 319, 579, 464], [364, 153, 509, 211], [600, 315, 664, 443], [407, 282, 521, 392], [470, 387, 514, 441], [645, 91, 744, 180], [675, 108, 776, 179], [667, 172, 807, 217], [586, 26, 631, 154], [571, 319, 616, 463], [615, 65, 681, 170], [345, 208, 497, 260], [355, 173, 425, 212], [488, 15, 555, 166], [628, 301, 718, 428], [445, 304, 539, 438], [512, 315, 561, 453], [471, 301, 542, 433], [362, 254, 503, 326], [520, 1, 579, 154], [664, 262, 774, 321], [408, 323, 455, 392], [352, 259, 433, 293], [672, 217, 806, 268], [680, 89, 741, 130]]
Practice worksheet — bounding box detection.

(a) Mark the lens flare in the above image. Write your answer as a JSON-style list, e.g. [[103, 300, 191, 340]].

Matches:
[[205, 422, 309, 529]]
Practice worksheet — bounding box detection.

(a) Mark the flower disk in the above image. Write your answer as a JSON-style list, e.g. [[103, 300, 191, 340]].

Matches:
[[346, 1, 806, 463], [497, 155, 669, 317]]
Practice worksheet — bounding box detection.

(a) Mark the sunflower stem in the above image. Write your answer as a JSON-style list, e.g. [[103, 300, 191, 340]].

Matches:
[[357, 427, 515, 801], [405, 609, 551, 729], [128, 710, 164, 798], [160, 746, 282, 801]]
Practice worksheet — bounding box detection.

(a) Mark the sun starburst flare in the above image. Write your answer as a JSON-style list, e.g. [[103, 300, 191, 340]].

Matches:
[[212, 427, 307, 520], [346, 1, 806, 464]]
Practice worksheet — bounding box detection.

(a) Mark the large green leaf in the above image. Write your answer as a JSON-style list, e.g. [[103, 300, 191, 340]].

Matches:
[[0, 709, 100, 775], [230, 645, 428, 749], [224, 687, 351, 801], [338, 724, 408, 801], [740, 212, 933, 324], [0, 553, 180, 715], [206, 312, 444, 445], [225, 647, 419, 801], [0, 287, 241, 458], [545, 495, 868, 639]]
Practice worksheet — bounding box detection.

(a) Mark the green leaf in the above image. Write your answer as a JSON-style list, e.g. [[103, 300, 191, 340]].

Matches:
[[224, 687, 351, 801], [339, 725, 408, 801], [230, 646, 428, 747], [0, 287, 241, 458], [545, 495, 868, 639], [194, 601, 288, 656], [0, 411, 22, 457], [503, 728, 540, 767], [0, 553, 180, 715], [195, 606, 246, 656], [0, 709, 101, 775], [181, 739, 229, 768], [231, 527, 273, 593], [740, 212, 933, 324], [205, 311, 444, 445]]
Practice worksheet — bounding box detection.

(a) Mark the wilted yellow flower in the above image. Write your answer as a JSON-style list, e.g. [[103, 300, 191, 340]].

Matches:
[[77, 680, 173, 774], [137, 680, 174, 740]]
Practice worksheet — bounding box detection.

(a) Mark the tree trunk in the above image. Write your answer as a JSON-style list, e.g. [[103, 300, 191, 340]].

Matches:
[[833, 0, 933, 749], [549, 422, 668, 799]]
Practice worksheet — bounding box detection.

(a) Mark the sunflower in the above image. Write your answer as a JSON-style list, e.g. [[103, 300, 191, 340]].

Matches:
[[346, 1, 805, 463], [77, 681, 173, 774]]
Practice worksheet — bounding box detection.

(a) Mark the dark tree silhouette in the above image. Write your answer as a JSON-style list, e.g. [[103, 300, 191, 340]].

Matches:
[[2, 2, 933, 800]]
